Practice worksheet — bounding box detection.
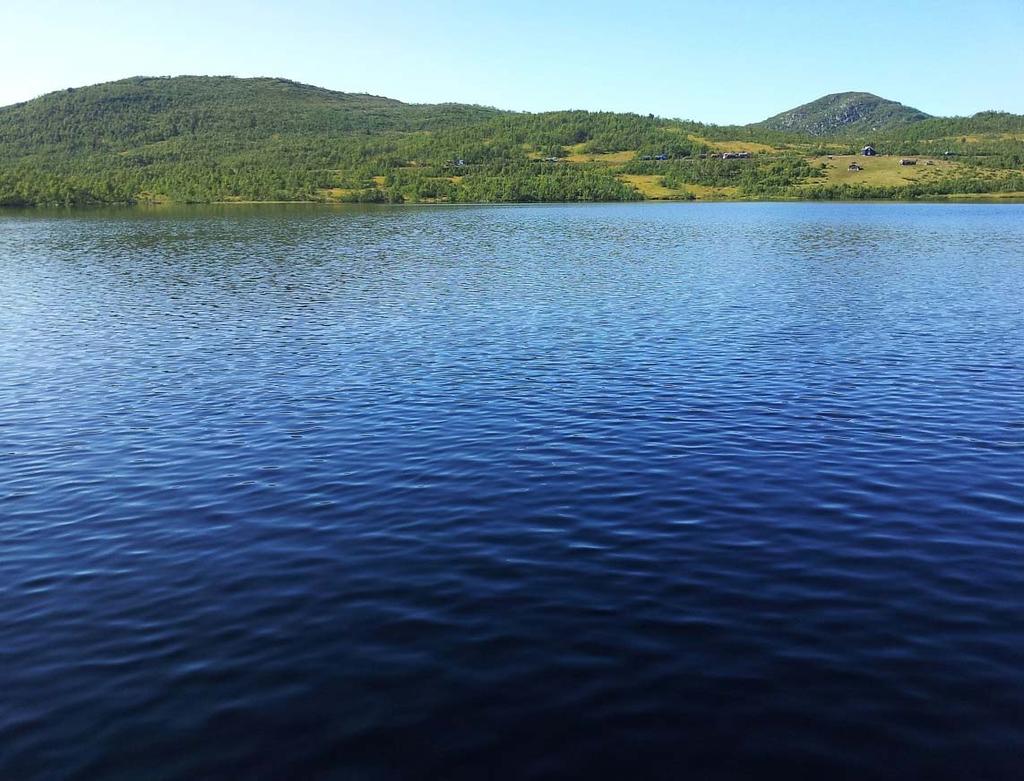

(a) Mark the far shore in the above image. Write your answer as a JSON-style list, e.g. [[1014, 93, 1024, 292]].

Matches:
[[5, 193, 1024, 212]]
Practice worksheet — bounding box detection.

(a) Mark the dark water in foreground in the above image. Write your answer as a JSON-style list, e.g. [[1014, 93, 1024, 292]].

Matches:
[[1, 203, 1023, 779]]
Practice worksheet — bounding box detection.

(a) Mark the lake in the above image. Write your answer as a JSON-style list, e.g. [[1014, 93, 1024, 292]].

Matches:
[[1, 202, 1022, 779]]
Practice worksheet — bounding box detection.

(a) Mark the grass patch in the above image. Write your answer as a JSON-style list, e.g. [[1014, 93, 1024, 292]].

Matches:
[[685, 183, 742, 199], [319, 187, 357, 200], [619, 174, 687, 199], [565, 149, 637, 164], [618, 175, 741, 199], [804, 154, 963, 187], [689, 136, 780, 153], [618, 175, 740, 200]]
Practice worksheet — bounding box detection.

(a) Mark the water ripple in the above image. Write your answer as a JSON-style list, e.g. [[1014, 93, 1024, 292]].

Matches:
[[1, 203, 1023, 779]]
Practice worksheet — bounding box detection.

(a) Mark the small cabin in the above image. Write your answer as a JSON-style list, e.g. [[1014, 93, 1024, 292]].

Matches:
[[862, 145, 877, 156], [899, 158, 917, 166], [720, 151, 751, 160], [848, 163, 862, 172]]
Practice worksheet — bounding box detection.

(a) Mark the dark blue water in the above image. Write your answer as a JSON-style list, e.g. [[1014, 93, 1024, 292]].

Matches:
[[2, 203, 1023, 779]]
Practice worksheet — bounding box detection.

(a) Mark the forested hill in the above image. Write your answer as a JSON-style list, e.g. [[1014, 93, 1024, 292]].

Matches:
[[1, 76, 1023, 206], [0, 76, 502, 148]]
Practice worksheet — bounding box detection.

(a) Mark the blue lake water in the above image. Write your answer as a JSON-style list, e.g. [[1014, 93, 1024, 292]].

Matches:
[[1, 202, 1023, 779]]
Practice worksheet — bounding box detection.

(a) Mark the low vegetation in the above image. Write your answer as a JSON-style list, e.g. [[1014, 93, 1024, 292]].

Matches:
[[1, 77, 1022, 206]]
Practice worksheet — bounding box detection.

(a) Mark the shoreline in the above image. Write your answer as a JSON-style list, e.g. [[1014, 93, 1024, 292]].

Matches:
[[4, 193, 1024, 211]]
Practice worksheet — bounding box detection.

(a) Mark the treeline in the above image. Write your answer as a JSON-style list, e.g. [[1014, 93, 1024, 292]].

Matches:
[[620, 155, 821, 193], [340, 166, 641, 204]]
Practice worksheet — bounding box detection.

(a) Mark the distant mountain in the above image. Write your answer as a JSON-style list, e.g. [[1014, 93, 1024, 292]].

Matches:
[[754, 92, 931, 136]]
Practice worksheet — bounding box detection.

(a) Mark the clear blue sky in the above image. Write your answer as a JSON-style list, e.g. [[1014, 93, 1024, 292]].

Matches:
[[3, 0, 1022, 123]]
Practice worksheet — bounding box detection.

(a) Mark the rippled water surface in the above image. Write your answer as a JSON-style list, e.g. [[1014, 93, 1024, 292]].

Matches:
[[2, 203, 1023, 779]]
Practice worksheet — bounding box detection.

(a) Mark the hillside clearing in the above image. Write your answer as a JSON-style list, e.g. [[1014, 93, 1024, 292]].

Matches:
[[619, 175, 685, 199], [806, 155, 963, 187], [566, 150, 637, 164], [689, 136, 779, 153]]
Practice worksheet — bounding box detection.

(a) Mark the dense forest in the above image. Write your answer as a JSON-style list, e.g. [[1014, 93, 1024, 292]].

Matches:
[[1, 77, 1022, 206]]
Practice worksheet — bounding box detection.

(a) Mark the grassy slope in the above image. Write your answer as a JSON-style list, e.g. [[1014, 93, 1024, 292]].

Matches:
[[808, 155, 960, 186]]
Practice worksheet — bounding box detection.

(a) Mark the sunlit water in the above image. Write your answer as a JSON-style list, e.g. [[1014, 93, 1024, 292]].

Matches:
[[1, 203, 1022, 779]]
